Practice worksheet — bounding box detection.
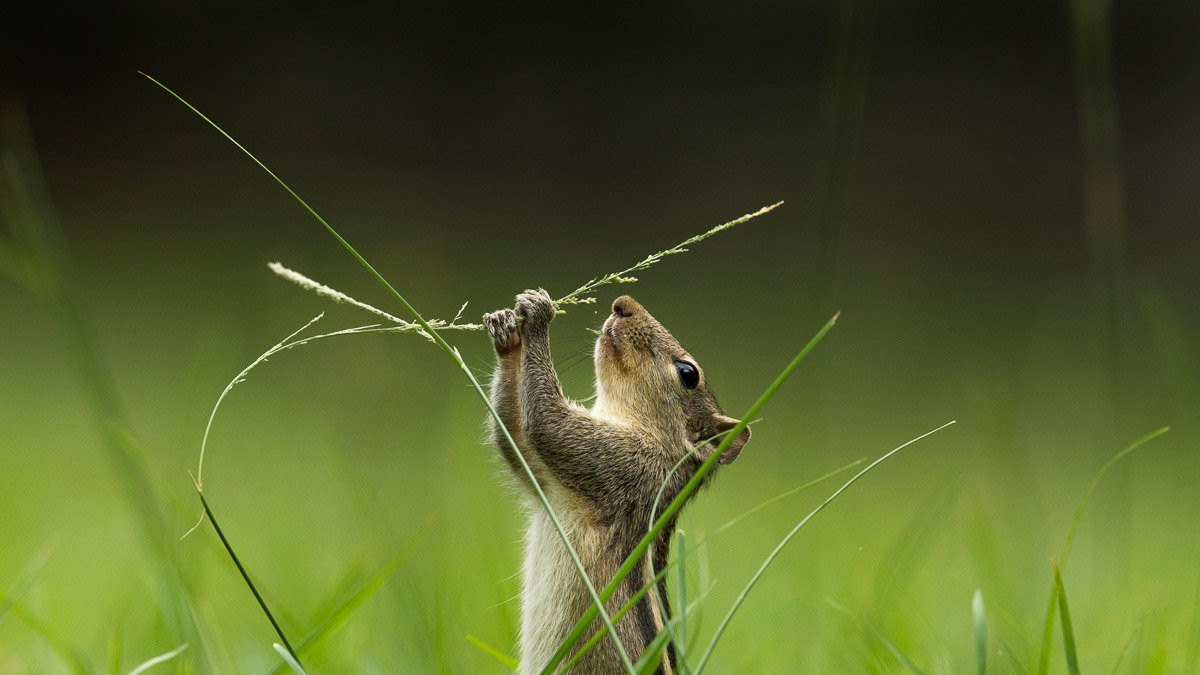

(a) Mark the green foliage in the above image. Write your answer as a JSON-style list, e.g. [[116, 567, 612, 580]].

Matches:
[[1053, 564, 1080, 675]]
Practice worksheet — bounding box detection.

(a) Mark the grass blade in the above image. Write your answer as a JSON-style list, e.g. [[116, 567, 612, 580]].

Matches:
[[826, 598, 925, 675], [675, 529, 689, 675], [466, 634, 519, 670], [125, 643, 189, 675], [973, 589, 987, 675], [1053, 563, 1081, 675], [1036, 426, 1170, 674], [1108, 623, 1141, 675], [692, 420, 956, 674], [1000, 636, 1031, 675], [539, 313, 840, 675], [633, 627, 676, 675], [273, 643, 308, 675], [708, 457, 866, 538], [1, 600, 90, 674], [267, 540, 421, 675], [1058, 426, 1170, 566], [197, 490, 302, 668]]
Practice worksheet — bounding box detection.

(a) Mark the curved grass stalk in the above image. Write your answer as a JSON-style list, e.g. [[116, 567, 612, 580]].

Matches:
[[193, 316, 486, 495], [692, 419, 958, 674], [125, 643, 189, 675], [1035, 426, 1170, 675]]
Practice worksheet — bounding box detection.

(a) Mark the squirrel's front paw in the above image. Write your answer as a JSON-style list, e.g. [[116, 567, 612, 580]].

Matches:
[[515, 288, 556, 331], [483, 308, 520, 355]]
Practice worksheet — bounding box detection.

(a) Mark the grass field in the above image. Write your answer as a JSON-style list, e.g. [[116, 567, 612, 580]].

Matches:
[[3, 4, 1199, 674]]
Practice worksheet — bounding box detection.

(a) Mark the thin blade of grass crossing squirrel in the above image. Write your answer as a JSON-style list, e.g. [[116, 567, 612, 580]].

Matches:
[[484, 290, 750, 675]]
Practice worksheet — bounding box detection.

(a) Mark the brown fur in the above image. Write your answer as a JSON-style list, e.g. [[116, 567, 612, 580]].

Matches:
[[484, 290, 749, 674]]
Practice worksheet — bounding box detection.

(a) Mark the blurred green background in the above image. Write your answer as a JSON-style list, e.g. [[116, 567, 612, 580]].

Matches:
[[1, 2, 1197, 673]]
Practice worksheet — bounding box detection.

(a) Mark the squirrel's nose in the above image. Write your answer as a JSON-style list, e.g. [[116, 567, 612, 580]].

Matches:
[[612, 295, 642, 318]]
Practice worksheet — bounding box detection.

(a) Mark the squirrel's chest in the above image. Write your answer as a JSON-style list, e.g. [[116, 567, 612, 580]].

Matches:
[[519, 487, 631, 673]]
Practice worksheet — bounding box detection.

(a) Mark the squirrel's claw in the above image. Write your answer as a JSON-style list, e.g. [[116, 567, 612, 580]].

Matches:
[[483, 308, 520, 354], [515, 288, 556, 330]]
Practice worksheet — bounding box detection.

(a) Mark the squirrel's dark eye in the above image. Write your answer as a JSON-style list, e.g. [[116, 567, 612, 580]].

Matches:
[[673, 359, 699, 389]]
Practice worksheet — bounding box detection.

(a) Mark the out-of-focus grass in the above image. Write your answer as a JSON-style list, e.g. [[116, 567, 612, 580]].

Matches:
[[3, 15, 1199, 670], [1, 229, 1195, 673]]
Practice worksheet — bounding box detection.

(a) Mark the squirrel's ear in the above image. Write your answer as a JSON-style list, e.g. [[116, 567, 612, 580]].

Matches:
[[693, 415, 750, 465]]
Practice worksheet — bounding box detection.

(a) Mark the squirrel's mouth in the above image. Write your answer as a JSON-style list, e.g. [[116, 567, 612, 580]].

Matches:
[[598, 316, 620, 355]]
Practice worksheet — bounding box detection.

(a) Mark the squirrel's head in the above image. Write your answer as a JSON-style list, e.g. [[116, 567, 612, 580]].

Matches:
[[594, 295, 749, 464]]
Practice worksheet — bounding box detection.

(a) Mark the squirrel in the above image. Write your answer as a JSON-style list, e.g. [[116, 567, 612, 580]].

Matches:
[[483, 289, 750, 675]]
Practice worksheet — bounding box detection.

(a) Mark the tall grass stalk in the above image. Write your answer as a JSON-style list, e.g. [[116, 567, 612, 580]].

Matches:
[[197, 490, 302, 666], [142, 73, 787, 674], [1036, 426, 1170, 675]]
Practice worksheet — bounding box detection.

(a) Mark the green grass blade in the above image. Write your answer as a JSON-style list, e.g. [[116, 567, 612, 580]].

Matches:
[[675, 529, 690, 675], [125, 643, 189, 675], [144, 73, 639, 673], [198, 490, 302, 668], [1036, 426, 1170, 674], [708, 457, 867, 539], [633, 627, 675, 675], [1058, 426, 1170, 565], [693, 420, 956, 674], [466, 634, 519, 670], [1053, 563, 1081, 675], [267, 540, 421, 674], [296, 551, 414, 651], [2, 600, 90, 674], [538, 313, 839, 675], [999, 637, 1031, 675], [973, 589, 987, 675], [1037, 592, 1057, 675], [1108, 622, 1141, 675], [826, 598, 924, 675], [273, 643, 308, 675]]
